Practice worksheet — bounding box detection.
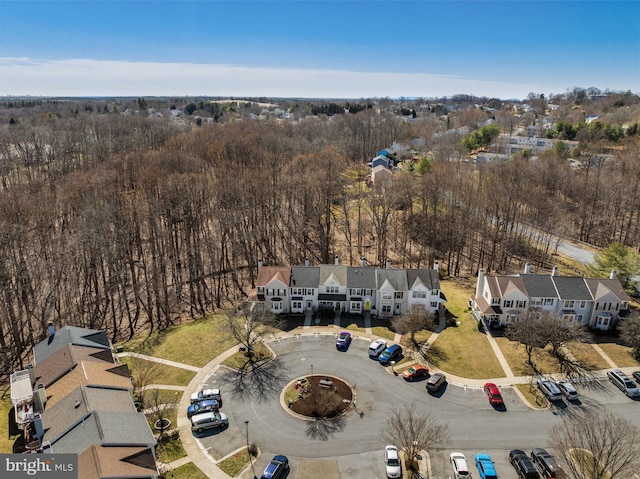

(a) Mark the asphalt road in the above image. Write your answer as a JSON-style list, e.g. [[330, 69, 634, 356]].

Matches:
[[193, 334, 640, 479]]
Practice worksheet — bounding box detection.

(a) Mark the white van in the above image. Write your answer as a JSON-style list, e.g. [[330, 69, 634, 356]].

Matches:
[[190, 411, 228, 434], [607, 369, 640, 397]]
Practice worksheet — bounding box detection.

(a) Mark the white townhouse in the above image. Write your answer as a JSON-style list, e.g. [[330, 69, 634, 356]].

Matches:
[[407, 268, 443, 314], [249, 264, 292, 314], [472, 263, 630, 331], [347, 261, 377, 314], [289, 262, 319, 314], [317, 260, 349, 313], [375, 262, 409, 318]]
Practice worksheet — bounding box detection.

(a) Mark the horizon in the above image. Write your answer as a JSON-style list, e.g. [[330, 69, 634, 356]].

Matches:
[[0, 1, 638, 99]]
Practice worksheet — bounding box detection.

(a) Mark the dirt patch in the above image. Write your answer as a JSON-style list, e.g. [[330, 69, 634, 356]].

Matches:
[[288, 375, 353, 418]]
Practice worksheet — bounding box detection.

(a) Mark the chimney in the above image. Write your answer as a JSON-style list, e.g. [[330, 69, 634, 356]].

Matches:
[[258, 259, 263, 269], [305, 257, 309, 267], [433, 261, 439, 271], [386, 259, 391, 269], [610, 270, 617, 279], [334, 255, 339, 265], [552, 266, 558, 277], [524, 262, 531, 274], [47, 322, 55, 337], [362, 257, 366, 268], [476, 268, 485, 299]]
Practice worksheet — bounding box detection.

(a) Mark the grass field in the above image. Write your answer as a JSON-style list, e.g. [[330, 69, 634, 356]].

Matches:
[[0, 393, 14, 453], [119, 356, 196, 386], [156, 433, 187, 463], [430, 279, 505, 379], [164, 462, 208, 479], [116, 313, 239, 367], [595, 341, 640, 368], [217, 448, 252, 477], [222, 343, 273, 370]]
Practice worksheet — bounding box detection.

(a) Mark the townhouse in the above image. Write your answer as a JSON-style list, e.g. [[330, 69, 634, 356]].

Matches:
[[250, 258, 445, 318], [471, 263, 630, 330]]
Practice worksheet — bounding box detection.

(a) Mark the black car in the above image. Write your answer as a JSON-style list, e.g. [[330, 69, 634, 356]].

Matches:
[[510, 450, 540, 479], [426, 373, 447, 392], [260, 455, 289, 479], [531, 448, 564, 479]]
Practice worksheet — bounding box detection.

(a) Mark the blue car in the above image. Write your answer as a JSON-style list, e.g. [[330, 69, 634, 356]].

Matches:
[[378, 344, 402, 365], [335, 331, 352, 350], [476, 453, 498, 479], [187, 399, 219, 418], [260, 455, 289, 479]]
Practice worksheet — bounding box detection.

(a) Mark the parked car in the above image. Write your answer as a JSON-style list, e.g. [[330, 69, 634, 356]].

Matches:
[[607, 369, 640, 397], [335, 331, 352, 350], [633, 371, 640, 383], [368, 338, 387, 357], [190, 388, 222, 406], [510, 450, 540, 479], [426, 373, 447, 392], [450, 452, 471, 479], [402, 364, 429, 380], [190, 411, 228, 434], [260, 455, 289, 479], [556, 381, 578, 401], [483, 383, 504, 407], [536, 378, 562, 402], [531, 448, 564, 478], [187, 399, 219, 418], [475, 454, 498, 479], [384, 445, 401, 479], [379, 344, 402, 365]]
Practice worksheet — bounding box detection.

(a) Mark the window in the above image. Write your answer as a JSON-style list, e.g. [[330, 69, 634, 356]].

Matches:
[[413, 290, 427, 299], [622, 302, 629, 310], [272, 301, 282, 311], [576, 314, 583, 322], [326, 286, 339, 294], [563, 300, 575, 308], [257, 286, 264, 294], [382, 305, 391, 313], [430, 302, 438, 309], [491, 298, 500, 305], [350, 301, 361, 311], [596, 302, 600, 310], [544, 298, 554, 306], [503, 300, 513, 308], [516, 300, 526, 308], [395, 292, 403, 299], [579, 301, 586, 309], [431, 289, 439, 296], [292, 301, 302, 310], [350, 288, 362, 296], [267, 289, 273, 296], [382, 292, 393, 301], [279, 289, 287, 297], [531, 298, 542, 306]]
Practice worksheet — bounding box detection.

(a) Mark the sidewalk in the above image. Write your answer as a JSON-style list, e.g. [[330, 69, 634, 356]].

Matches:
[[123, 322, 632, 479]]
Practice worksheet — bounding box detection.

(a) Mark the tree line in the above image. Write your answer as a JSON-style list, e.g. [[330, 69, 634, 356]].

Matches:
[[0, 97, 638, 376]]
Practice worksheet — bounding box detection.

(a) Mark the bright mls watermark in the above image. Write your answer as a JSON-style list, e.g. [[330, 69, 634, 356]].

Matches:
[[1, 455, 77, 478]]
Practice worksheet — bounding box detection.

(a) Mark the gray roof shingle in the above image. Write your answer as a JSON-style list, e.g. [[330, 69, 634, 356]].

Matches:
[[551, 276, 592, 301]]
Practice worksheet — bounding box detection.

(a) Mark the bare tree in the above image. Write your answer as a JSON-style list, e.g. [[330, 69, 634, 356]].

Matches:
[[224, 302, 282, 370], [505, 316, 547, 368], [144, 388, 180, 442], [618, 314, 640, 360], [538, 313, 593, 372], [550, 410, 640, 479], [381, 404, 449, 472], [392, 304, 436, 349]]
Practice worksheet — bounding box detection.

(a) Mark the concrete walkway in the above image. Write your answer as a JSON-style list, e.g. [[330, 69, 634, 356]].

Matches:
[[122, 323, 634, 479]]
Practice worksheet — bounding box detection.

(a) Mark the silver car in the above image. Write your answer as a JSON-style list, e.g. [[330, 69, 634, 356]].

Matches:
[[557, 381, 578, 401]]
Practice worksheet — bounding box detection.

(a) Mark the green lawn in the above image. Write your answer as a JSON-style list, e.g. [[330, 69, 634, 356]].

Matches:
[[119, 356, 195, 386], [595, 341, 640, 368], [429, 279, 504, 379], [0, 394, 14, 453], [163, 462, 208, 479], [156, 433, 187, 463], [494, 338, 561, 376], [116, 313, 239, 367], [217, 448, 252, 477]]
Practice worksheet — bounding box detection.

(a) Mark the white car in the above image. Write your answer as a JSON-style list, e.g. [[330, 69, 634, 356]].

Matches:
[[384, 445, 401, 478], [368, 339, 387, 357], [450, 452, 471, 478], [190, 388, 222, 405], [557, 381, 578, 401]]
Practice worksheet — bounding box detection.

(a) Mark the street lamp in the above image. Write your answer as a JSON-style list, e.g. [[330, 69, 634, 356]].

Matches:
[[244, 420, 257, 479]]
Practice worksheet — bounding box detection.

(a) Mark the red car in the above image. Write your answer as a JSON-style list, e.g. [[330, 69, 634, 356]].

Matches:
[[483, 383, 504, 407], [402, 364, 430, 380]]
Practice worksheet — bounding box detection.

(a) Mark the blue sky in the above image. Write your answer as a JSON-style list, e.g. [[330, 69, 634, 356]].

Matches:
[[0, 1, 638, 99]]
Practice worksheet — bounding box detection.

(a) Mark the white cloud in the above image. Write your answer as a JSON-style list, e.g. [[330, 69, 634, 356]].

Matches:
[[0, 57, 547, 99]]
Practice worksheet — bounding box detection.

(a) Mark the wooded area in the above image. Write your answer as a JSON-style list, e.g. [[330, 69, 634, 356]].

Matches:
[[0, 92, 638, 375]]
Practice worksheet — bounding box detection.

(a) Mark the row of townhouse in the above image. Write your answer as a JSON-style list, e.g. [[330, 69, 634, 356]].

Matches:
[[9, 324, 158, 479], [249, 258, 446, 318], [471, 263, 631, 331]]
